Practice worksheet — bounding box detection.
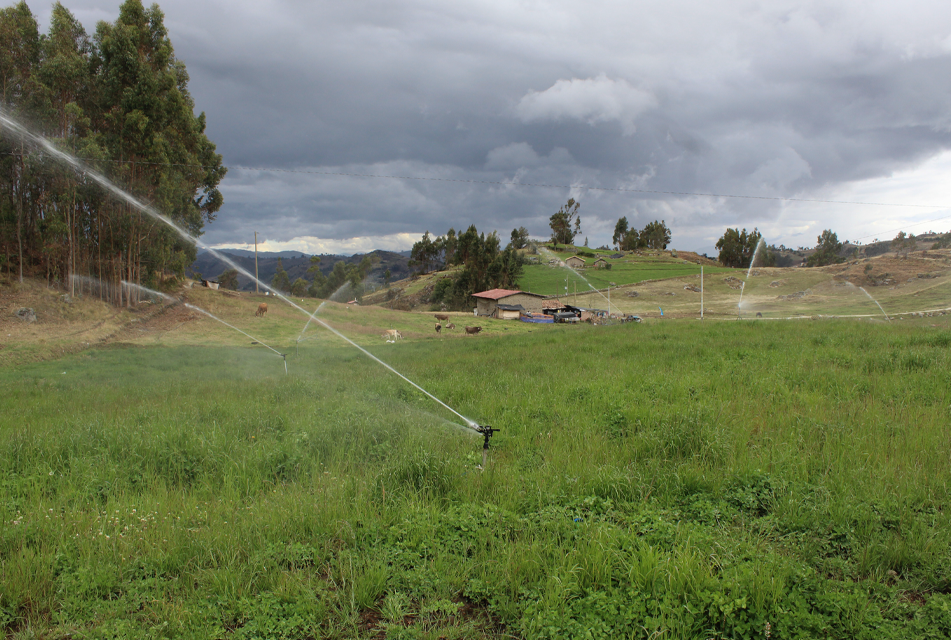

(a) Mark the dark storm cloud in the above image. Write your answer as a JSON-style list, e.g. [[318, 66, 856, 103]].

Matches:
[[34, 0, 951, 253]]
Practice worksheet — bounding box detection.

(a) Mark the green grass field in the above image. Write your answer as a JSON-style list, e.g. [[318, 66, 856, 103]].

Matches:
[[518, 258, 734, 297], [2, 307, 951, 638]]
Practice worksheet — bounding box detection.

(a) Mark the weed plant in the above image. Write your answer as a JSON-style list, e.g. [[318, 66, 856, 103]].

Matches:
[[2, 319, 950, 638]]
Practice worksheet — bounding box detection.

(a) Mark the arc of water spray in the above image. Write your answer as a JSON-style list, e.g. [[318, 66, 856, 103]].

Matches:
[[539, 248, 616, 315], [182, 303, 289, 374], [0, 109, 478, 431], [858, 287, 890, 321], [737, 237, 766, 317], [844, 282, 890, 321], [295, 282, 352, 348], [120, 280, 289, 372]]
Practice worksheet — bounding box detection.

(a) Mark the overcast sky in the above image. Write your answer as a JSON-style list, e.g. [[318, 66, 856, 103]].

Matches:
[[34, 0, 951, 255]]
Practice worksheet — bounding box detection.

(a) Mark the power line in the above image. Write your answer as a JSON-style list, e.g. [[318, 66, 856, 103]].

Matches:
[[4, 150, 948, 210], [233, 165, 950, 210], [851, 213, 951, 242]]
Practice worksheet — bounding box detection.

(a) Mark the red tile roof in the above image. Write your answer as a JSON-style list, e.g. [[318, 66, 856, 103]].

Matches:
[[472, 289, 524, 300]]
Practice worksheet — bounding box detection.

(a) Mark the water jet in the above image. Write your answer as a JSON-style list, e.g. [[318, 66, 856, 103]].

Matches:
[[1, 109, 483, 440], [540, 247, 617, 315], [737, 237, 766, 318]]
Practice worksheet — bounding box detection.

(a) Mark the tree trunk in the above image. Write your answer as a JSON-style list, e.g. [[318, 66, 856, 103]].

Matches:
[[68, 187, 74, 296], [16, 142, 24, 283]]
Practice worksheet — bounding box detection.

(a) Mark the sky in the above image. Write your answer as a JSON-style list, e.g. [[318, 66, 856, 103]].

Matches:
[[33, 0, 951, 255]]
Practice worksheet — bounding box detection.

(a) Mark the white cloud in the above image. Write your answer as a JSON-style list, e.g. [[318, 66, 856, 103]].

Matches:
[[212, 233, 420, 256], [515, 74, 657, 135]]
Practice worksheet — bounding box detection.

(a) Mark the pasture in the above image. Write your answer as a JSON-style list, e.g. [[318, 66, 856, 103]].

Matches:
[[518, 257, 732, 297], [2, 284, 951, 638]]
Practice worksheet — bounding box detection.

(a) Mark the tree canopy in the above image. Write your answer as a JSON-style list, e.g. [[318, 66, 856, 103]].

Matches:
[[891, 231, 917, 257], [715, 228, 762, 268], [806, 230, 844, 267], [614, 218, 671, 251], [0, 0, 226, 304], [271, 258, 290, 292], [612, 216, 628, 249], [549, 198, 581, 247], [217, 268, 238, 290], [411, 224, 524, 310], [408, 231, 439, 275], [509, 226, 530, 250]]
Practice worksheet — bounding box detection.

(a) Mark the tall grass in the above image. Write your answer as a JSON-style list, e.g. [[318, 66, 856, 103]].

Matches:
[[1, 319, 950, 638]]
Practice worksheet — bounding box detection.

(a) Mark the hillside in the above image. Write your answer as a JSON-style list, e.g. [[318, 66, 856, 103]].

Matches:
[[3, 246, 949, 368], [189, 249, 411, 291], [364, 244, 951, 318]]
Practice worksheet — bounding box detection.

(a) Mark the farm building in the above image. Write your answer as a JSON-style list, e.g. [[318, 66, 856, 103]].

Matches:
[[472, 289, 547, 317], [566, 256, 586, 268], [496, 303, 523, 320], [592, 257, 608, 269]]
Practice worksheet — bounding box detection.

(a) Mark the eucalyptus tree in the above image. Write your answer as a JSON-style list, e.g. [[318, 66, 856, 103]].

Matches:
[[612, 216, 628, 249], [0, 0, 225, 303], [91, 0, 225, 303], [0, 1, 40, 282], [549, 198, 581, 247], [716, 227, 762, 268]]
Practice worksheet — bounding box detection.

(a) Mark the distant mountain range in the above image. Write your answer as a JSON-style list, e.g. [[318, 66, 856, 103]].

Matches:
[[189, 249, 412, 291]]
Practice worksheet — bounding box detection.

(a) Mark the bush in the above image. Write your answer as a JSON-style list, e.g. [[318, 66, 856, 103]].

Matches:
[[431, 278, 453, 303], [289, 278, 309, 297]]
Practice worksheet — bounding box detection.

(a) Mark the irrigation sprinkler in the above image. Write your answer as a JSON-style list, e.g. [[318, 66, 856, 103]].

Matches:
[[476, 424, 500, 470], [115, 279, 289, 374], [1, 109, 485, 458]]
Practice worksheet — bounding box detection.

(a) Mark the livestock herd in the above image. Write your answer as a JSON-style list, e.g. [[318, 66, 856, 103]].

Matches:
[[253, 304, 481, 341], [376, 315, 482, 340]]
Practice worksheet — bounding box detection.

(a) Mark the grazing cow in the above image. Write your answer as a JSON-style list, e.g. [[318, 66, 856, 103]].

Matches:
[[434, 313, 450, 322], [382, 329, 402, 341], [446, 322, 455, 330], [435, 323, 442, 334], [755, 312, 763, 318], [256, 303, 268, 317], [464, 326, 482, 335]]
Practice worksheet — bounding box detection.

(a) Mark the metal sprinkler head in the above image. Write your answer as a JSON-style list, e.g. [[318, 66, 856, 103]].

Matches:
[[476, 424, 499, 449], [475, 425, 499, 471]]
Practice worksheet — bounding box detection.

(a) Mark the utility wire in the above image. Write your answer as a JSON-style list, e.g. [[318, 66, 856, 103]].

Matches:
[[850, 213, 951, 242], [3, 150, 948, 210]]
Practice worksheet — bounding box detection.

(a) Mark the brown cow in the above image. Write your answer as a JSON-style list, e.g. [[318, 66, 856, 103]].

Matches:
[[256, 303, 268, 317], [382, 329, 402, 341], [434, 313, 450, 322], [435, 323, 442, 334], [465, 326, 482, 335], [446, 322, 455, 330]]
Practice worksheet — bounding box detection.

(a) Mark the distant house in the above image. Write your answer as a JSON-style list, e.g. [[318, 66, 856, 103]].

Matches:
[[566, 256, 586, 268], [495, 303, 524, 320], [472, 289, 546, 317], [592, 257, 608, 269]]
